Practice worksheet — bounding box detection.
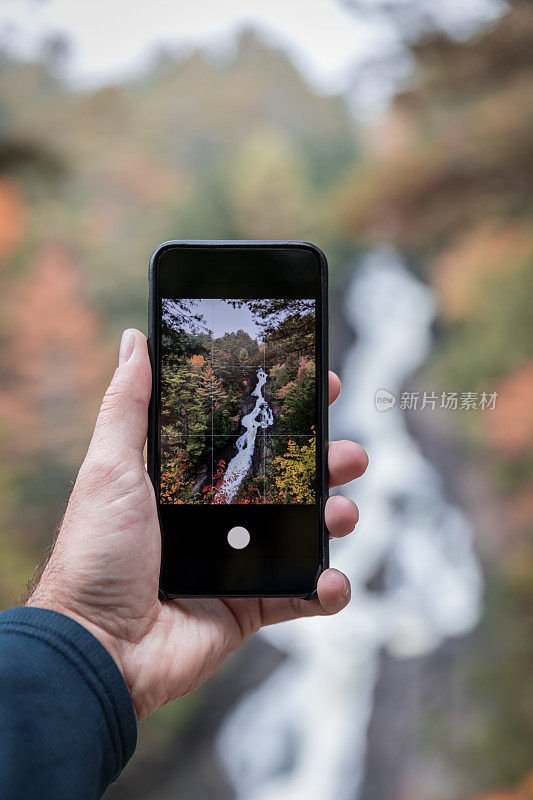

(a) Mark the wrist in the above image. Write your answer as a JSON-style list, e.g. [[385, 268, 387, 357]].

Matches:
[[25, 589, 127, 683]]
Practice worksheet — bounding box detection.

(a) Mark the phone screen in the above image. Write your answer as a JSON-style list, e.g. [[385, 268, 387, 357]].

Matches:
[[160, 297, 316, 506], [149, 243, 327, 597]]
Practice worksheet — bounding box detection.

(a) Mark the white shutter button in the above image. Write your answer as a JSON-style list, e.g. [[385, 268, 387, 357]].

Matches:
[[227, 526, 250, 549]]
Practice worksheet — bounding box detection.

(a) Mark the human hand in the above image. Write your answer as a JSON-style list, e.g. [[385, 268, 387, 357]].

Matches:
[[28, 329, 368, 720]]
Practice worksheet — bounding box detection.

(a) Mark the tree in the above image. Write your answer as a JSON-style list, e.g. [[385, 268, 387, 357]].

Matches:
[[277, 358, 315, 436], [162, 300, 211, 367], [162, 362, 210, 438], [238, 347, 251, 366], [212, 329, 259, 365], [228, 300, 315, 364]]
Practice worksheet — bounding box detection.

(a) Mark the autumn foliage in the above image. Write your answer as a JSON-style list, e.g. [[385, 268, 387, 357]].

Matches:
[[0, 242, 107, 461], [0, 180, 25, 261], [266, 436, 316, 504]]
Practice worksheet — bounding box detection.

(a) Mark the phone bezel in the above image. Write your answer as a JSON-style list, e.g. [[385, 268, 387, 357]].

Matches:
[[148, 240, 329, 599]]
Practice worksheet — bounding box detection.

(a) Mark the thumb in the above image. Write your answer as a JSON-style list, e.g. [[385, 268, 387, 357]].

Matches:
[[90, 329, 152, 455]]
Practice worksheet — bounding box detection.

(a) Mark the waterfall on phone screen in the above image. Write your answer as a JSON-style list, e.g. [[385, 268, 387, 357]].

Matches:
[[214, 367, 273, 503]]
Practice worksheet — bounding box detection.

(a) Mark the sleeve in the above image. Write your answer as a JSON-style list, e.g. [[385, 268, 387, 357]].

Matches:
[[0, 606, 137, 800]]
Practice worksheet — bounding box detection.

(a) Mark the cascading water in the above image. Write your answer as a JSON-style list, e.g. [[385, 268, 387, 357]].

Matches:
[[217, 248, 483, 799], [214, 367, 274, 503]]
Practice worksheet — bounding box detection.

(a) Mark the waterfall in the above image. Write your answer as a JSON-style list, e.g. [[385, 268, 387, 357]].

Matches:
[[214, 367, 274, 503], [216, 249, 483, 799]]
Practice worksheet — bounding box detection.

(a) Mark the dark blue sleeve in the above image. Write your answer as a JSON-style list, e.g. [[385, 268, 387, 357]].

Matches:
[[0, 606, 137, 800]]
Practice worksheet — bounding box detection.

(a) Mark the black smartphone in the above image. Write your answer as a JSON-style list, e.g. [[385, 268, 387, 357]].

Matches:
[[148, 241, 328, 598]]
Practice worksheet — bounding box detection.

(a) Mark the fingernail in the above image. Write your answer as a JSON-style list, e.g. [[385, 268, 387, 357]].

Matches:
[[119, 329, 135, 366], [342, 576, 351, 599]]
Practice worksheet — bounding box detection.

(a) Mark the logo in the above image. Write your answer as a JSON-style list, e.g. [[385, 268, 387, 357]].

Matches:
[[375, 389, 396, 411]]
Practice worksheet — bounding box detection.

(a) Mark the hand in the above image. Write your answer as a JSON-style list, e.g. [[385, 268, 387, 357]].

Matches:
[[28, 329, 368, 720]]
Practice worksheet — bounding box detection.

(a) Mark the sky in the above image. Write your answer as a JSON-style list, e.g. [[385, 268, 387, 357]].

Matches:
[[167, 299, 261, 341], [202, 300, 260, 341]]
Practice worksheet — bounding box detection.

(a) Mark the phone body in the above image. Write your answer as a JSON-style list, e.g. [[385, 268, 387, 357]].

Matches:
[[148, 240, 328, 599]]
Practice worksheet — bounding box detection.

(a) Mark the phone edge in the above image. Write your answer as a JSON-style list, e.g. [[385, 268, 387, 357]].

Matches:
[[147, 240, 329, 601]]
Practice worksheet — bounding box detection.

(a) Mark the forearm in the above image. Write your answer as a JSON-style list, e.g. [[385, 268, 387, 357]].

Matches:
[[0, 607, 136, 800]]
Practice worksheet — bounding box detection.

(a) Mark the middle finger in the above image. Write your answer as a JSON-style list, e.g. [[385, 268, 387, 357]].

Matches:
[[328, 440, 368, 487], [325, 494, 359, 537]]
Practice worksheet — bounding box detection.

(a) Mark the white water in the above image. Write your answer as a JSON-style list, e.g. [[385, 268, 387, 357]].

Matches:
[[214, 367, 274, 503], [217, 249, 483, 799]]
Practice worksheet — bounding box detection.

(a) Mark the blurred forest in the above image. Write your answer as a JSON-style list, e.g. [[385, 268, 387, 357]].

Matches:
[[0, 1, 532, 798], [0, 28, 356, 597], [334, 2, 533, 795]]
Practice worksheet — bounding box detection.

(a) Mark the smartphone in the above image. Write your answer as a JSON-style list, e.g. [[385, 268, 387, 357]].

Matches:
[[148, 241, 328, 598]]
